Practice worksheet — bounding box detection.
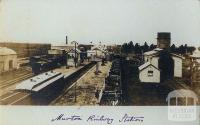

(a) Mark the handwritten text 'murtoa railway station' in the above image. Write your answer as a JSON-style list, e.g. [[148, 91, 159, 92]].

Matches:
[[51, 113, 144, 124]]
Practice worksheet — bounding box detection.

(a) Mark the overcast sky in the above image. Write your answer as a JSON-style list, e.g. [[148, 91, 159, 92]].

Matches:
[[0, 0, 200, 46]]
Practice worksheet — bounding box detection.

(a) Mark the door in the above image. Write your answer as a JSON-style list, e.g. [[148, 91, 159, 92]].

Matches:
[[0, 62, 4, 72], [9, 60, 13, 69]]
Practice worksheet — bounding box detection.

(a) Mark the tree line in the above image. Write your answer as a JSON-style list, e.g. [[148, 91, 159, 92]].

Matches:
[[121, 41, 196, 54]]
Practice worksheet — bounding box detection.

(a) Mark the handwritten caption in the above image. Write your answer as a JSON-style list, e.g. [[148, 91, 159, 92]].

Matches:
[[51, 113, 144, 124]]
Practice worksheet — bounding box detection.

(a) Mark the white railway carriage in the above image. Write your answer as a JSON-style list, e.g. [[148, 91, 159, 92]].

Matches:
[[15, 71, 64, 92]]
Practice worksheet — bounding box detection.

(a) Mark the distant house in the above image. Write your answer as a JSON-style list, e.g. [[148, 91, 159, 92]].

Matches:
[[139, 62, 160, 83], [91, 46, 106, 58], [68, 48, 81, 58]]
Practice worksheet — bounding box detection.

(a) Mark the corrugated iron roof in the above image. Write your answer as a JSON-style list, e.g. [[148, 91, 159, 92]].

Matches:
[[0, 47, 17, 55], [138, 62, 159, 71], [15, 71, 63, 91]]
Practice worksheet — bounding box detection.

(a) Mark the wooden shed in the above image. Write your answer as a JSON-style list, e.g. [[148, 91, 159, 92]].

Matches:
[[139, 62, 160, 83]]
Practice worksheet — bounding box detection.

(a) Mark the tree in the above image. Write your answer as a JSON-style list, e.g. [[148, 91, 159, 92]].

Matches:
[[170, 44, 176, 53], [134, 43, 141, 54], [121, 43, 128, 54], [142, 42, 149, 52], [149, 44, 156, 50], [127, 41, 134, 53]]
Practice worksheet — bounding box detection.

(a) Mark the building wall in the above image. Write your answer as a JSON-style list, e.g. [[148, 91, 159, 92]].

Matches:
[[144, 56, 159, 68], [87, 51, 96, 58], [150, 57, 159, 68], [172, 56, 182, 77], [0, 55, 17, 72], [139, 66, 160, 83]]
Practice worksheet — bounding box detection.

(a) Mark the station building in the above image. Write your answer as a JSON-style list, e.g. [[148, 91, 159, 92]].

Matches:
[[0, 47, 18, 73]]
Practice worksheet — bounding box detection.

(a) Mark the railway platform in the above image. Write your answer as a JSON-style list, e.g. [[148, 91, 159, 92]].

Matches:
[[0, 61, 92, 105], [51, 61, 111, 105]]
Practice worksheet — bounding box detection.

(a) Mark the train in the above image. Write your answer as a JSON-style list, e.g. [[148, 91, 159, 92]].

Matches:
[[30, 49, 88, 75], [30, 49, 67, 75]]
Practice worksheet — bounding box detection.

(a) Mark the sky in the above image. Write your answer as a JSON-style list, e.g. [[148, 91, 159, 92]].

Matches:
[[0, 0, 200, 46]]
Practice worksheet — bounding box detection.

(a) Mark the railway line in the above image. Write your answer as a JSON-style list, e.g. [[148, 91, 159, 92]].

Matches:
[[0, 73, 33, 89], [0, 62, 96, 105]]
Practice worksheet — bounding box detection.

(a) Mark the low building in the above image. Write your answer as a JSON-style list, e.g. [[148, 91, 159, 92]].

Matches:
[[0, 47, 18, 73], [144, 48, 183, 78], [91, 46, 106, 58], [51, 43, 74, 52], [139, 62, 160, 83], [67, 48, 81, 66]]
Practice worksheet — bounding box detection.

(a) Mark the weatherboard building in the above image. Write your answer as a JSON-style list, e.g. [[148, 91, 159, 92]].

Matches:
[[139, 32, 183, 83]]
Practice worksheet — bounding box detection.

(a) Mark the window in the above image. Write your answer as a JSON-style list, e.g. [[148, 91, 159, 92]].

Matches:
[[170, 97, 176, 106], [187, 97, 194, 105], [177, 97, 186, 106], [148, 70, 153, 77]]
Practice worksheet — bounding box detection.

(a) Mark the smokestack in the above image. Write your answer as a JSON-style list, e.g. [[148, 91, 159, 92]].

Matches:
[[66, 35, 68, 44]]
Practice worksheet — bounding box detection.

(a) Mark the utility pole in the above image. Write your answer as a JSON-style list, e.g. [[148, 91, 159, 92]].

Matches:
[[71, 41, 78, 68], [74, 82, 77, 102], [65, 35, 68, 68]]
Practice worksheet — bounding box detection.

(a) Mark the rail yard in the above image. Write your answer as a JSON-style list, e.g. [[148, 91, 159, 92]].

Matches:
[[0, 61, 97, 105], [0, 32, 199, 106]]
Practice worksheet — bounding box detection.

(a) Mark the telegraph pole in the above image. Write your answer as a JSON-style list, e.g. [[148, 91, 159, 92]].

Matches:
[[71, 41, 78, 68]]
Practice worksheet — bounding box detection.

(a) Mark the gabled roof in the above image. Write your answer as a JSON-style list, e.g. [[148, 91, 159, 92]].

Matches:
[[144, 48, 161, 56], [138, 62, 160, 71], [91, 46, 107, 53], [190, 48, 200, 58]]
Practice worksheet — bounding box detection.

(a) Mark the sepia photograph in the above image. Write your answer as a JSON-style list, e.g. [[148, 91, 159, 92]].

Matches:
[[0, 0, 200, 125]]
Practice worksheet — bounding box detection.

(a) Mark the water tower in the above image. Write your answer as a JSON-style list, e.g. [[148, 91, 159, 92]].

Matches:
[[157, 32, 171, 49]]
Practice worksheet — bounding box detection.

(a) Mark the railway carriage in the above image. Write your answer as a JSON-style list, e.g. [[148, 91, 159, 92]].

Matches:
[[30, 49, 67, 74]]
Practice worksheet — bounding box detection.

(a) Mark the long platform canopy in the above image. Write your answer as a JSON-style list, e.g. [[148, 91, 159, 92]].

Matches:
[[15, 71, 64, 92]]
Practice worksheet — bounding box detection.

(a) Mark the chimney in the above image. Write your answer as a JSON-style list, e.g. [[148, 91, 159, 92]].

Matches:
[[66, 35, 68, 44]]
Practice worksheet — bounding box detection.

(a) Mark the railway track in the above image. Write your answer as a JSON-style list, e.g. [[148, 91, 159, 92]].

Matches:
[[0, 73, 33, 89], [0, 91, 31, 105], [0, 62, 96, 105]]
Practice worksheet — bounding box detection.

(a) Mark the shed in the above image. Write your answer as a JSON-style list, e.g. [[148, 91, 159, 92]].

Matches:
[[0, 47, 17, 72], [139, 62, 160, 83]]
